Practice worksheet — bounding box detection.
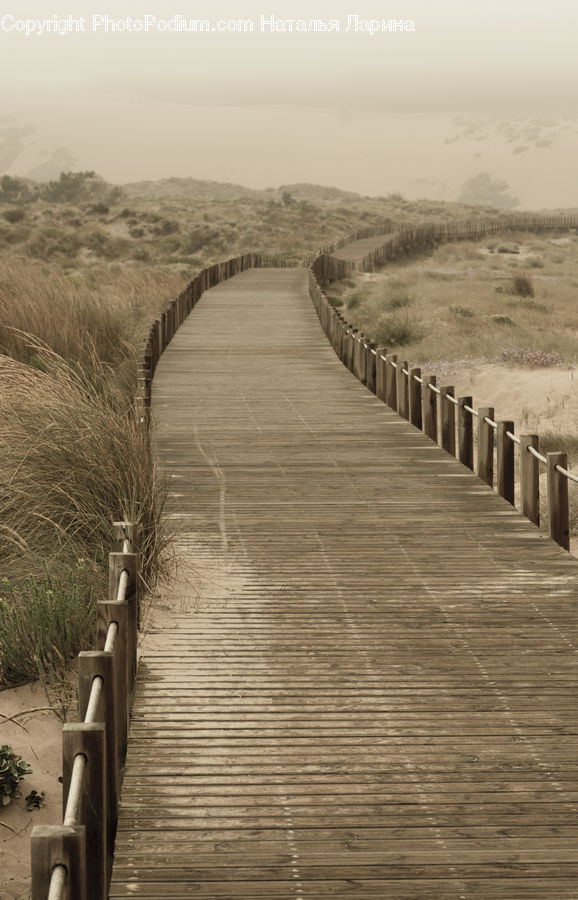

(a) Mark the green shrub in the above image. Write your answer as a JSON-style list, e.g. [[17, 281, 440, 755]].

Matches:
[[389, 294, 411, 310], [449, 305, 474, 318], [0, 745, 32, 806], [490, 314, 515, 325], [2, 208, 25, 224], [27, 226, 80, 260], [347, 291, 364, 310], [375, 311, 423, 347]]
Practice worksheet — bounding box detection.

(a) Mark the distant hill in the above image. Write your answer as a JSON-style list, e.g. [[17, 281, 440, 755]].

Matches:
[[0, 170, 569, 276]]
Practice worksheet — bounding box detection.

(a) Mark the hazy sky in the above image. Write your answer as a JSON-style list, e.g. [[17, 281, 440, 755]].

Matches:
[[2, 1, 578, 205]]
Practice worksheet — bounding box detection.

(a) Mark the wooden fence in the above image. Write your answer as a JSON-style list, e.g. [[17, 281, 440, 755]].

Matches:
[[309, 270, 578, 552], [312, 213, 578, 280], [30, 523, 139, 900]]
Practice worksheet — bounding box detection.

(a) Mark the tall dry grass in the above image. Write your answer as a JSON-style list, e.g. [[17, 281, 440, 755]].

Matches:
[[0, 261, 183, 687], [0, 258, 185, 392]]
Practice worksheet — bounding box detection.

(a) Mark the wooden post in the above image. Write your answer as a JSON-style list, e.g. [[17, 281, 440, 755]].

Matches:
[[422, 375, 437, 442], [409, 368, 422, 430], [440, 386, 456, 455], [376, 348, 387, 401], [547, 452, 570, 550], [62, 724, 106, 900], [366, 343, 377, 394], [396, 362, 409, 419], [347, 329, 358, 372], [497, 421, 515, 505], [112, 521, 138, 555], [477, 407, 495, 487], [78, 652, 118, 861], [520, 435, 540, 526], [385, 355, 398, 411], [31, 825, 86, 900], [357, 335, 367, 384], [108, 551, 138, 699], [458, 396, 474, 470]]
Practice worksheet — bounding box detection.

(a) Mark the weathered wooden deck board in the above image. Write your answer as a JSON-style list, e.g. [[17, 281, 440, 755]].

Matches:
[[110, 268, 578, 899]]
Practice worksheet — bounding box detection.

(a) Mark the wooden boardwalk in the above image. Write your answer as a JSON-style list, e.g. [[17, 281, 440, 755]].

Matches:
[[331, 233, 394, 262], [110, 267, 578, 899]]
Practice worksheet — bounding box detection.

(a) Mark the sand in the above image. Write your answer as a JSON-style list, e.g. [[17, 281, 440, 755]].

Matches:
[[0, 683, 63, 900], [448, 363, 577, 434]]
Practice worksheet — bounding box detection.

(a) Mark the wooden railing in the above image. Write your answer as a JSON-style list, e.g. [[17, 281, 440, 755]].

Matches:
[[309, 270, 578, 552], [311, 213, 578, 281], [30, 523, 138, 900]]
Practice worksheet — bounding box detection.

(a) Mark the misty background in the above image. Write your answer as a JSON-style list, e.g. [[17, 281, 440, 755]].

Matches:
[[2, 0, 577, 207]]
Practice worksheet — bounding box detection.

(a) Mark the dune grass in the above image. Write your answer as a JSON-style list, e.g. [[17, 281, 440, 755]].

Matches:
[[0, 261, 183, 687]]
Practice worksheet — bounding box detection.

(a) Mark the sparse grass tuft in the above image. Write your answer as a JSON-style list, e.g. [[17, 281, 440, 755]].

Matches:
[[509, 271, 534, 297], [489, 314, 515, 325], [449, 305, 475, 318]]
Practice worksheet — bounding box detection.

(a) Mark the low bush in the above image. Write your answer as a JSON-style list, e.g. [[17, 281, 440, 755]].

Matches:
[[375, 310, 424, 347], [0, 745, 32, 806], [449, 305, 474, 318], [490, 314, 515, 325], [2, 208, 25, 224], [509, 271, 534, 297]]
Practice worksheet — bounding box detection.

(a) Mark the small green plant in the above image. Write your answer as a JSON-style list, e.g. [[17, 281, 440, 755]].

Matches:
[[490, 314, 515, 325], [2, 208, 25, 224], [0, 745, 32, 806], [517, 297, 548, 312], [527, 255, 544, 268]]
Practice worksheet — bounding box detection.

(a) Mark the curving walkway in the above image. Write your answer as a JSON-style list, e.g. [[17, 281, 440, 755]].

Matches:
[[110, 267, 578, 899], [330, 233, 395, 262]]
